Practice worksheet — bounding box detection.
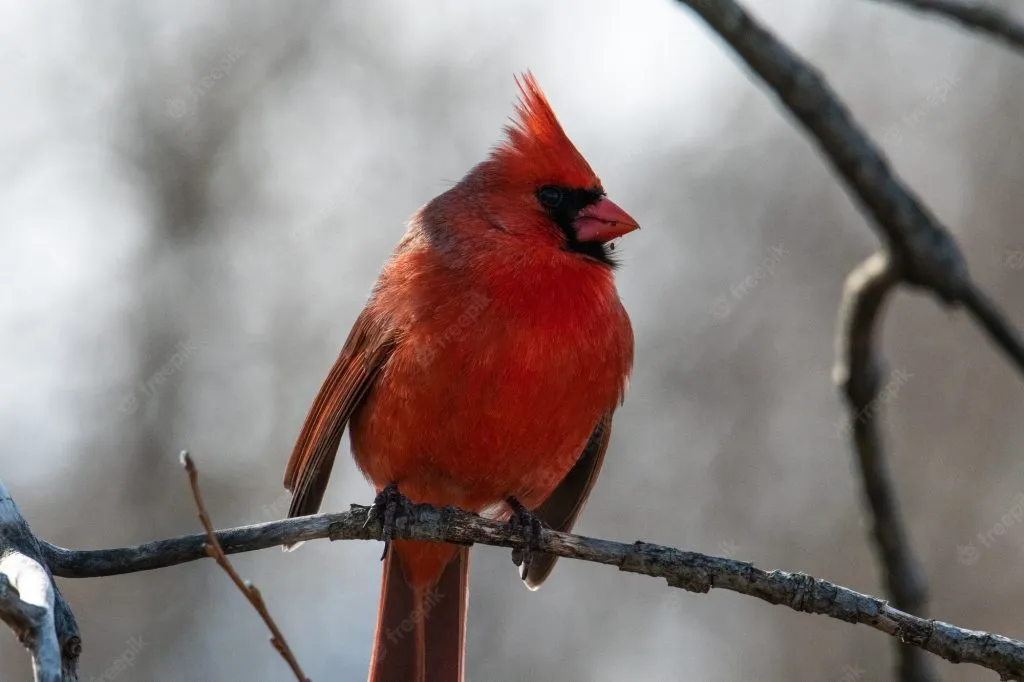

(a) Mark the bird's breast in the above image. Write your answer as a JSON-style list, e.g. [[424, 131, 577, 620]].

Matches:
[[349, 255, 632, 513]]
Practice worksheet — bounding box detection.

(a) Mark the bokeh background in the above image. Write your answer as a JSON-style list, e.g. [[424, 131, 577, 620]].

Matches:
[[2, 0, 1024, 680]]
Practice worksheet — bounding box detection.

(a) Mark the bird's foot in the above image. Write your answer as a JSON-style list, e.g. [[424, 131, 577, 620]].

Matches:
[[366, 483, 412, 560], [506, 497, 545, 581]]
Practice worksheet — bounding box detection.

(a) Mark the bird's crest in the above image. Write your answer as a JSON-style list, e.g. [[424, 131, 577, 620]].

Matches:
[[491, 72, 600, 190]]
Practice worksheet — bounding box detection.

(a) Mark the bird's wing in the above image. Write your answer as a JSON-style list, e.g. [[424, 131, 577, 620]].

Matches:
[[284, 308, 396, 518], [523, 411, 613, 589]]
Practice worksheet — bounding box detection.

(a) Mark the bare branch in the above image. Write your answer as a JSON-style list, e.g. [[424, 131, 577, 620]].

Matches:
[[672, 0, 1024, 374], [180, 452, 309, 682], [0, 571, 46, 648], [0, 556, 59, 682], [834, 252, 935, 682], [0, 480, 80, 681], [960, 285, 1024, 374], [3, 4, 1021, 682], [41, 513, 337, 579], [35, 502, 1024, 680], [870, 0, 1024, 53]]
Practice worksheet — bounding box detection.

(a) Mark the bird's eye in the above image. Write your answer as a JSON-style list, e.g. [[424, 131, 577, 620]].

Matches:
[[537, 186, 563, 208]]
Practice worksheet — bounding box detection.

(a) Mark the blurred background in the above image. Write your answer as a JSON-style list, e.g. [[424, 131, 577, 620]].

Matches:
[[2, 0, 1023, 680]]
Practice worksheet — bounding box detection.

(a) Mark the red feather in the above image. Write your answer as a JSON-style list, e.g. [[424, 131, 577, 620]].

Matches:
[[284, 73, 636, 682], [492, 71, 601, 190]]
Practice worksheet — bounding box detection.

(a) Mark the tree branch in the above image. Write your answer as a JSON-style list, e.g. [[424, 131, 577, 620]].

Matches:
[[870, 0, 1024, 53], [673, 0, 1024, 374], [32, 502, 1024, 680], [0, 556, 59, 682], [180, 453, 309, 682], [2, 3, 1021, 681], [667, 6, 1024, 676], [834, 252, 935, 682], [0, 481, 80, 681]]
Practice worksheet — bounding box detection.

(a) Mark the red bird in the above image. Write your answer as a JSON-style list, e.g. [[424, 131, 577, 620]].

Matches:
[[284, 73, 636, 682]]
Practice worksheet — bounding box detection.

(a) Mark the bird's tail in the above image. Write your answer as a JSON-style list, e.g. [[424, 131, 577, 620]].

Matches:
[[368, 544, 469, 682]]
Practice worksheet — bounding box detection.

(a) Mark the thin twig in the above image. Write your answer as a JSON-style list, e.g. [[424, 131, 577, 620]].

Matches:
[[870, 0, 1024, 53], [180, 452, 309, 682], [834, 252, 935, 682], [38, 501, 1024, 680], [960, 285, 1024, 372], [672, 0, 1024, 375], [3, 5, 1022, 682]]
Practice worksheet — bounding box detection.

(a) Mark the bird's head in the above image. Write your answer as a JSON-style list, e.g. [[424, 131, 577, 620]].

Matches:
[[472, 72, 639, 267]]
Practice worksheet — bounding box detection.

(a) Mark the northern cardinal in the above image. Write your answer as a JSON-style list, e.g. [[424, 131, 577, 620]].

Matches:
[[284, 72, 636, 682]]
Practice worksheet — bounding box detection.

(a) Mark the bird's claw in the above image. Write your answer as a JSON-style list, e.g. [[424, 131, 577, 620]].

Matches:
[[366, 483, 411, 560], [506, 497, 545, 581]]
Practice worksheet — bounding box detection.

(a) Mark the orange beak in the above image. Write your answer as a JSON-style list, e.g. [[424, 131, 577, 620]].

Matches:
[[573, 197, 640, 243]]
